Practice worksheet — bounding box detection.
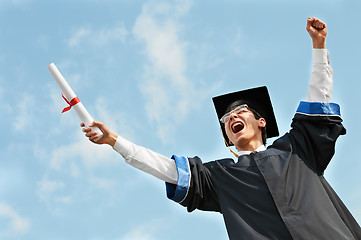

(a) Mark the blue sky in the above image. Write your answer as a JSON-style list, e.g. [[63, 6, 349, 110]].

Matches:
[[0, 0, 360, 239]]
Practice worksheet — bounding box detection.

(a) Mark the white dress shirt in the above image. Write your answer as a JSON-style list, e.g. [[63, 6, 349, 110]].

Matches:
[[113, 49, 333, 185]]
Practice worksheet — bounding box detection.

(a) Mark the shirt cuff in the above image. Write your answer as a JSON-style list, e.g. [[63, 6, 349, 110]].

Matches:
[[313, 49, 329, 64], [113, 136, 132, 158], [296, 101, 341, 117]]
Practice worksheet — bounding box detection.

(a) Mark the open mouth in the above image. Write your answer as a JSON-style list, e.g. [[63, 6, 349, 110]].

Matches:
[[231, 122, 244, 134]]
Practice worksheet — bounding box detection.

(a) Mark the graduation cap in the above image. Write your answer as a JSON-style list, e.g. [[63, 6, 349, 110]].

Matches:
[[212, 86, 279, 146]]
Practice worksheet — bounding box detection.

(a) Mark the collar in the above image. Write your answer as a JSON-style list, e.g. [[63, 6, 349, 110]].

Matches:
[[237, 145, 266, 156]]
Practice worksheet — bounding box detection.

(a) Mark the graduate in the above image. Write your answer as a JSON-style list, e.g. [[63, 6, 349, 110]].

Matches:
[[82, 17, 361, 239]]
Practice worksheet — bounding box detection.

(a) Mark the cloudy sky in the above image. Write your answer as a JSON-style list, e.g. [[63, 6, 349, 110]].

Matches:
[[0, 0, 360, 239]]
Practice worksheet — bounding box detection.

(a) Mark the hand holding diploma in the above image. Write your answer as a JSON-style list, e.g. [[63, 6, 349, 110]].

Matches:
[[81, 121, 118, 147], [47, 63, 103, 142]]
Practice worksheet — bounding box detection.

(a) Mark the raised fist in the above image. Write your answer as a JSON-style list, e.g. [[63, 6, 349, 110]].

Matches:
[[306, 17, 327, 49]]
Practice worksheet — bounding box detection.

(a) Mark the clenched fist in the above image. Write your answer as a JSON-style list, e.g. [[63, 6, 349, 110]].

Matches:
[[306, 17, 327, 49]]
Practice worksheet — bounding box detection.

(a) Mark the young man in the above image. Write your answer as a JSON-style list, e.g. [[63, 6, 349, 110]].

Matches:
[[82, 17, 361, 239]]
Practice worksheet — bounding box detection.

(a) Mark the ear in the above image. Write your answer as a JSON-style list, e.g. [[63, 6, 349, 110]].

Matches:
[[258, 118, 266, 128]]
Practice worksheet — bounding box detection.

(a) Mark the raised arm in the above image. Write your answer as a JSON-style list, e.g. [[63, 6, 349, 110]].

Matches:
[[291, 18, 345, 173], [305, 17, 333, 103]]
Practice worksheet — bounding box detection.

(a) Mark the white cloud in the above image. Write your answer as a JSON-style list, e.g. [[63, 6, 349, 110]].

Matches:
[[13, 93, 35, 131], [233, 28, 245, 57], [36, 34, 50, 50], [141, 0, 192, 18], [94, 97, 134, 139], [54, 196, 72, 204], [49, 136, 118, 170], [36, 179, 74, 206], [12, 0, 31, 5], [0, 202, 30, 237], [70, 162, 80, 177], [89, 177, 116, 190], [121, 219, 166, 240], [133, 0, 203, 143], [68, 23, 128, 48], [36, 179, 65, 201], [0, 0, 31, 7], [68, 28, 91, 47], [0, 77, 3, 100]]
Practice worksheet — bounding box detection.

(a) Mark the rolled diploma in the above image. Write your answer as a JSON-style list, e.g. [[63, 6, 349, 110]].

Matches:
[[47, 63, 103, 141]]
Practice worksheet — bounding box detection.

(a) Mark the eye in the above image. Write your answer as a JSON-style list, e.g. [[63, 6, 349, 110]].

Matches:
[[234, 108, 242, 114], [234, 106, 248, 114]]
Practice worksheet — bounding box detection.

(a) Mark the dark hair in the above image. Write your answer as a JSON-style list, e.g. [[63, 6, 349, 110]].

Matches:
[[248, 107, 267, 145]]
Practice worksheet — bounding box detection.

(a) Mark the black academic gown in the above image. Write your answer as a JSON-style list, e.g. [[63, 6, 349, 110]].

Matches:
[[166, 101, 361, 240]]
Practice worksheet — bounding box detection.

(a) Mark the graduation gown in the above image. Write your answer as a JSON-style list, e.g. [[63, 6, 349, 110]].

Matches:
[[166, 101, 361, 240]]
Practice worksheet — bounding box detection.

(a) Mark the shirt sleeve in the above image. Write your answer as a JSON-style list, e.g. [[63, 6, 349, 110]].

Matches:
[[306, 49, 333, 103], [113, 136, 178, 184]]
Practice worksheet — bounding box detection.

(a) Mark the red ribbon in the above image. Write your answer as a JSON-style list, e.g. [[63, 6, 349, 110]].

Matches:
[[61, 94, 80, 113]]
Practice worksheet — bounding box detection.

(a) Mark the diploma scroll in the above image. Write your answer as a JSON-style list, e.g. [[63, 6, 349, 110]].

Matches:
[[47, 63, 103, 142]]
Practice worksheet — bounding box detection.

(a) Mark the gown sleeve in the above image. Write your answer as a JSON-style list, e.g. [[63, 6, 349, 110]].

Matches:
[[287, 105, 346, 174], [166, 155, 221, 212], [285, 48, 346, 175], [282, 49, 346, 175]]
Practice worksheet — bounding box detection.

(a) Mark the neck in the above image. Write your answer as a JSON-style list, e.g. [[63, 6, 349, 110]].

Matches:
[[238, 144, 266, 155], [235, 141, 264, 152]]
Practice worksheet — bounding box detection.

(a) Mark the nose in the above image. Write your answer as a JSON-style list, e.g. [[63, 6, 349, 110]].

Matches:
[[229, 111, 238, 121]]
